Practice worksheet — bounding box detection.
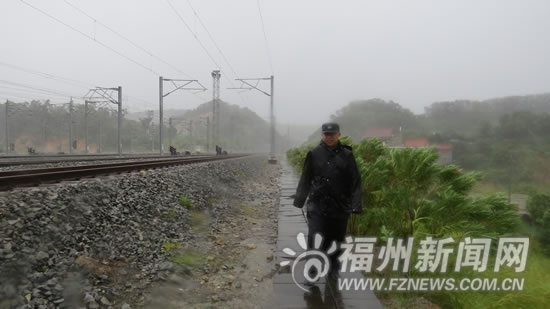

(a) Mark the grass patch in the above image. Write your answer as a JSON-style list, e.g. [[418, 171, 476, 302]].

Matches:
[[241, 204, 257, 215], [178, 195, 193, 209], [190, 211, 208, 226], [162, 241, 181, 254], [171, 249, 205, 268]]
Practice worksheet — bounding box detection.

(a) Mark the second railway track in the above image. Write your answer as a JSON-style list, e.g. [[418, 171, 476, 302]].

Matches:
[[0, 153, 209, 167], [0, 154, 251, 191]]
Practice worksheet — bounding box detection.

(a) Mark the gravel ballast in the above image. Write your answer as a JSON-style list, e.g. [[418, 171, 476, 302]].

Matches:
[[0, 155, 271, 309]]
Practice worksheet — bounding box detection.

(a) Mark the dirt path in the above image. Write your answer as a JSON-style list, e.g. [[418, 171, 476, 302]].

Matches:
[[140, 161, 281, 308]]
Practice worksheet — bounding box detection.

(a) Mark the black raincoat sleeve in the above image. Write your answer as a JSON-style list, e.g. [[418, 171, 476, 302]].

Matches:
[[293, 151, 313, 208], [349, 153, 363, 214]]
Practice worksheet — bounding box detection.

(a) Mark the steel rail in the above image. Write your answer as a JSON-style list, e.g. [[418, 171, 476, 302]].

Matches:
[[0, 154, 209, 167], [0, 154, 251, 191]]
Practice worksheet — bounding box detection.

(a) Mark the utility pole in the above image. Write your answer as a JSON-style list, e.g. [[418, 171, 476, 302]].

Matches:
[[229, 75, 277, 163], [43, 103, 49, 150], [168, 117, 172, 149], [69, 98, 73, 154], [270, 75, 275, 162], [189, 119, 193, 144], [159, 77, 164, 155], [159, 77, 207, 155], [117, 86, 122, 155], [97, 113, 101, 153], [211, 70, 221, 148], [84, 87, 123, 155], [206, 116, 210, 152], [4, 100, 8, 154], [84, 100, 89, 153]]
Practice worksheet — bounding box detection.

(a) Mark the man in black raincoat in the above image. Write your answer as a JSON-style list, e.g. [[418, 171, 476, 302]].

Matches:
[[293, 122, 362, 277]]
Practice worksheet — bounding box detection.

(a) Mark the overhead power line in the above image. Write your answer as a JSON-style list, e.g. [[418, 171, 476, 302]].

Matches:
[[0, 61, 93, 89], [165, 0, 223, 71], [63, 0, 193, 79], [256, 0, 274, 74], [184, 0, 240, 79], [16, 1, 209, 107], [0, 64, 157, 108], [166, 0, 248, 105], [19, 0, 161, 75], [0, 79, 80, 99], [0, 85, 78, 100]]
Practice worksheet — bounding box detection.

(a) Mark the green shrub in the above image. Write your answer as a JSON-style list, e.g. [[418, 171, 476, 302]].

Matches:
[[178, 195, 193, 209], [528, 194, 550, 225], [287, 136, 520, 239]]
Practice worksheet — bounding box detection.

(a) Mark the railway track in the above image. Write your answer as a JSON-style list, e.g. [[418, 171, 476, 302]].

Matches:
[[0, 154, 250, 191], [0, 153, 208, 167]]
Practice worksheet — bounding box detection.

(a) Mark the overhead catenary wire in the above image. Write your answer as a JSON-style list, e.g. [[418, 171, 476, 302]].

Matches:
[[19, 0, 161, 76], [256, 0, 274, 74], [63, 0, 193, 79], [182, 0, 249, 106], [0, 92, 48, 102], [165, 0, 223, 73], [16, 1, 215, 109], [184, 0, 240, 80], [0, 85, 80, 100], [166, 0, 250, 107], [0, 92, 74, 105], [0, 61, 94, 89], [0, 61, 165, 109], [0, 79, 81, 99], [1, 61, 202, 111]]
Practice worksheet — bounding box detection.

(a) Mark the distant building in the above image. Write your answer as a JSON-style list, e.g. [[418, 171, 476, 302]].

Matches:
[[403, 138, 429, 148], [364, 127, 402, 146], [401, 138, 453, 164]]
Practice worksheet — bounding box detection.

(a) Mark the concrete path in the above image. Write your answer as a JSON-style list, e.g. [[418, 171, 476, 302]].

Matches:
[[268, 158, 383, 309]]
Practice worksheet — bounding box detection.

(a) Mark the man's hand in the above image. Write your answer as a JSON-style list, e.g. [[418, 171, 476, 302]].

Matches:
[[289, 194, 305, 209]]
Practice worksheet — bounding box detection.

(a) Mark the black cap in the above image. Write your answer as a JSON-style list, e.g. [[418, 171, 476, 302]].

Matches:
[[321, 122, 340, 133]]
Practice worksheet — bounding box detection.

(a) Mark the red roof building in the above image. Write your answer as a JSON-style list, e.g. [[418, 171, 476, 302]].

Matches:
[[435, 144, 453, 151], [403, 138, 429, 148]]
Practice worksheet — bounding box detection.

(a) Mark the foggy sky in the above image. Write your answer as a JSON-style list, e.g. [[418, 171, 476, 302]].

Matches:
[[1, 0, 549, 125]]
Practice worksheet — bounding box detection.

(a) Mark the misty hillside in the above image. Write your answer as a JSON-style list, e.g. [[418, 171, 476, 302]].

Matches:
[[304, 93, 550, 145], [126, 109, 187, 124], [144, 100, 283, 153], [0, 99, 282, 153], [424, 93, 550, 134]]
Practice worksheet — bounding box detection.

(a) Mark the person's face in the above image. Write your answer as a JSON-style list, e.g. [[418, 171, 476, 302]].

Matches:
[[322, 132, 340, 147]]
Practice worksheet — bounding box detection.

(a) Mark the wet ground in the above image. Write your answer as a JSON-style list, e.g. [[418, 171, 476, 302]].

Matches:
[[137, 159, 280, 309], [267, 159, 383, 309], [128, 157, 384, 308]]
